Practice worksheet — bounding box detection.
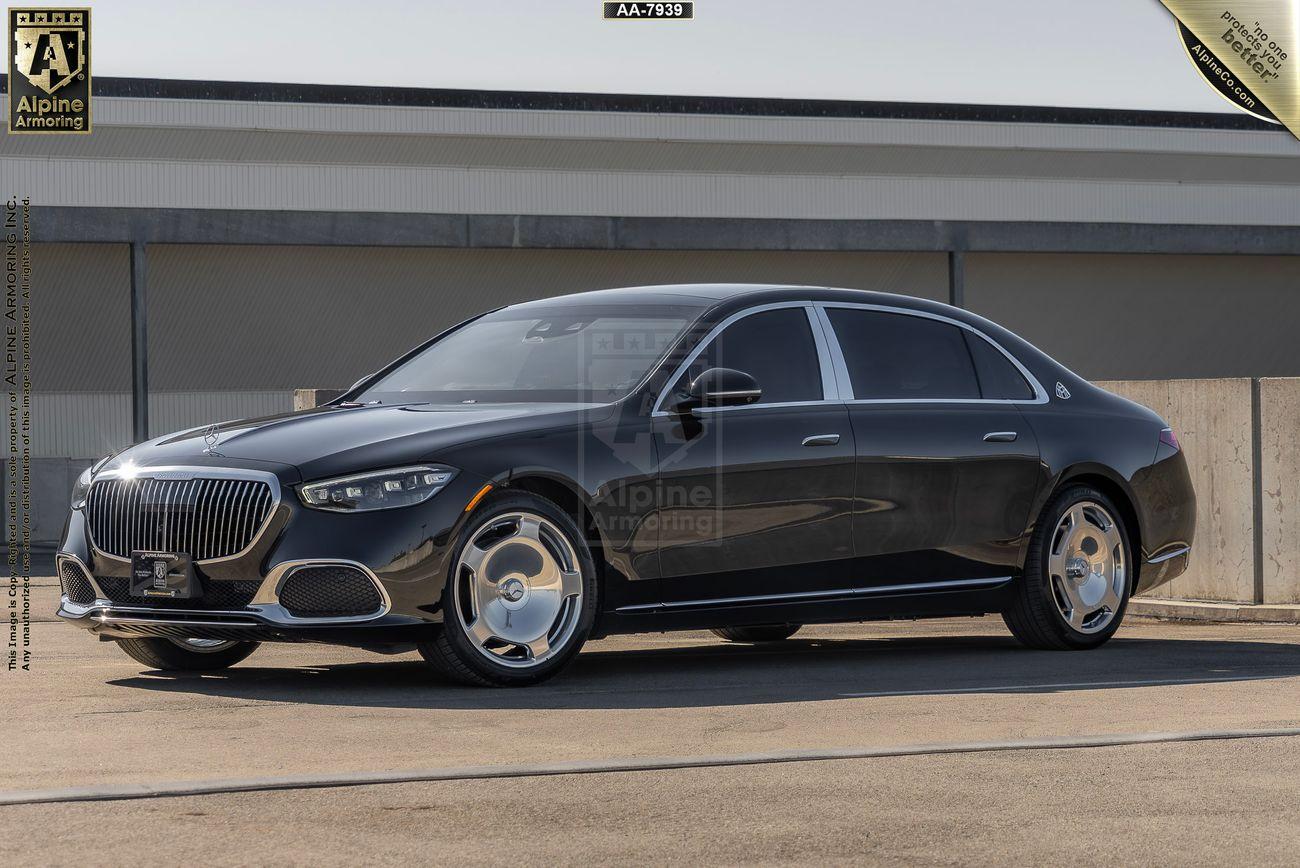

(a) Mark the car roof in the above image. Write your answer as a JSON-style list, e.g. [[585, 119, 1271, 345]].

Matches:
[[503, 283, 941, 311]]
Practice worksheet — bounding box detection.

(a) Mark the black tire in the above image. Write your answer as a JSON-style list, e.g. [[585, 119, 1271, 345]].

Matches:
[[418, 490, 599, 687], [116, 637, 259, 671], [710, 624, 801, 643], [1003, 484, 1133, 650]]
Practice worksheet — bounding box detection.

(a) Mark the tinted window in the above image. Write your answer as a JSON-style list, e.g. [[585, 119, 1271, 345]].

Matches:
[[827, 309, 979, 400], [361, 304, 694, 404], [964, 331, 1036, 400], [677, 308, 823, 405]]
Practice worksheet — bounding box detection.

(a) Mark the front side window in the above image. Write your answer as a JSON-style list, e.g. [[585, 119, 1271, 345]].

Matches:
[[674, 307, 823, 405], [827, 309, 980, 400], [359, 304, 696, 404]]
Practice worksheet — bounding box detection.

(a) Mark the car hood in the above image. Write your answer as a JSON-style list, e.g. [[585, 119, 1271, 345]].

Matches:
[[110, 402, 614, 483]]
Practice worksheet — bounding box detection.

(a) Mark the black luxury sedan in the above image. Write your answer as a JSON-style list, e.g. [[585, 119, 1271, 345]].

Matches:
[[57, 285, 1195, 686]]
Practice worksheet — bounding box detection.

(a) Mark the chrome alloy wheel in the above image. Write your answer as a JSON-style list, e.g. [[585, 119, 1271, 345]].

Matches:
[[453, 511, 584, 668], [1048, 501, 1126, 634], [170, 637, 238, 652]]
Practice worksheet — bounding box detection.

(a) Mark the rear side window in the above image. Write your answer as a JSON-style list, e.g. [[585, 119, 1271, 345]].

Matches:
[[677, 307, 823, 405], [964, 331, 1036, 400], [826, 309, 979, 400]]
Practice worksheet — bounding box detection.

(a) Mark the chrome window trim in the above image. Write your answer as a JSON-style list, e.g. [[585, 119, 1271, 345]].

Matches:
[[814, 302, 1051, 406], [651, 301, 840, 417], [84, 465, 282, 566], [249, 558, 392, 625], [615, 575, 1012, 613]]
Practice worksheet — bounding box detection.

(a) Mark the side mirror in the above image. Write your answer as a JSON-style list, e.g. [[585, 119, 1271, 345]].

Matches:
[[674, 367, 762, 411]]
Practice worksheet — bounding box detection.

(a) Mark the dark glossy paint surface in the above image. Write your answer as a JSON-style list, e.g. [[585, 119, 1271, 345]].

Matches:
[[58, 285, 1195, 642], [847, 404, 1042, 583], [653, 403, 856, 601]]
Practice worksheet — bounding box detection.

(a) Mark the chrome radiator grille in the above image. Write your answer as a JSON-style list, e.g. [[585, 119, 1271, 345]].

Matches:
[[86, 476, 275, 561]]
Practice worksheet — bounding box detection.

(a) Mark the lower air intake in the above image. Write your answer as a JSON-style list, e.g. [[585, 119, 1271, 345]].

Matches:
[[59, 560, 97, 605], [278, 566, 384, 618], [94, 576, 262, 611]]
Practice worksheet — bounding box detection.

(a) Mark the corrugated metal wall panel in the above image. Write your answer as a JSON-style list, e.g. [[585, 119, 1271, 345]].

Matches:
[[147, 247, 947, 390], [31, 244, 132, 391], [967, 253, 1300, 380], [73, 97, 1300, 158], [5, 128, 1297, 184], [11, 157, 1300, 224], [32, 391, 293, 458], [147, 390, 294, 437], [31, 393, 132, 459]]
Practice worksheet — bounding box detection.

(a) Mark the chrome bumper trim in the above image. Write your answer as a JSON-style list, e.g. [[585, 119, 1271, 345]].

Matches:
[[1145, 545, 1191, 565]]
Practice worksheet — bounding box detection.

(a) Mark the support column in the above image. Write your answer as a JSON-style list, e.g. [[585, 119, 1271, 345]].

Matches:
[[129, 241, 149, 442], [947, 249, 965, 308]]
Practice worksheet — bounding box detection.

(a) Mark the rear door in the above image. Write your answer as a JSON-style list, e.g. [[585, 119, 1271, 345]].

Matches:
[[819, 304, 1045, 587]]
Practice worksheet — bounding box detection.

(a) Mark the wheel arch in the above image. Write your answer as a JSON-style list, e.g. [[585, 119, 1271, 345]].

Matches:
[[499, 473, 611, 637], [1052, 465, 1144, 591]]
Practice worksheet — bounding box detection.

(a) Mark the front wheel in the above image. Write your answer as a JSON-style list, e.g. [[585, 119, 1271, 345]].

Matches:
[[1003, 485, 1132, 650], [418, 492, 598, 687], [116, 637, 259, 671]]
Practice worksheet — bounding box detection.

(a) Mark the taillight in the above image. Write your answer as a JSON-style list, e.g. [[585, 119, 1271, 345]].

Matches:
[[1159, 427, 1179, 450]]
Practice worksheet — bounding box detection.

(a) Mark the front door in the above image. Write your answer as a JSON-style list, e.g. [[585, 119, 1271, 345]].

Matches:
[[652, 305, 856, 604]]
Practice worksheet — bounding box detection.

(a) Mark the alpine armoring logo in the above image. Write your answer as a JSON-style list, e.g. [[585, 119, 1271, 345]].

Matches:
[[8, 7, 91, 133]]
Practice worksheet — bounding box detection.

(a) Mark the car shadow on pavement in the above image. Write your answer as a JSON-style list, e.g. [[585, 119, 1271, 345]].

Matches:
[[105, 632, 1300, 710]]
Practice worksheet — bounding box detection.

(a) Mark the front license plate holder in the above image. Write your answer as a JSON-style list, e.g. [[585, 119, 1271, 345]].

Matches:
[[130, 551, 198, 599]]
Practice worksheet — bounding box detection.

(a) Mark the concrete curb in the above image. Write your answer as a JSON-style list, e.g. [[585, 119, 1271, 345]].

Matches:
[[1130, 598, 1300, 624]]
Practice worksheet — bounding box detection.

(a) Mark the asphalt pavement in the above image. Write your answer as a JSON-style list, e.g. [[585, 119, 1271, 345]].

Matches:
[[3, 577, 1299, 865]]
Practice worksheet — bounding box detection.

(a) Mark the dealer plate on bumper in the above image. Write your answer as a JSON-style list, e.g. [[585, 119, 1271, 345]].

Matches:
[[130, 551, 197, 599]]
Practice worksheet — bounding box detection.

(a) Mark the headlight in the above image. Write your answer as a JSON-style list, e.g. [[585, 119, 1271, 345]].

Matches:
[[71, 454, 114, 509], [298, 465, 456, 513]]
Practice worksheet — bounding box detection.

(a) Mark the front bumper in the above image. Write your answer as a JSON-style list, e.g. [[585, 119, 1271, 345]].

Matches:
[[56, 466, 491, 645], [56, 552, 437, 646]]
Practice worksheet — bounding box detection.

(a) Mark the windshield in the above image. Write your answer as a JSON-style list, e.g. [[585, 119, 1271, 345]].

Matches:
[[357, 304, 698, 404]]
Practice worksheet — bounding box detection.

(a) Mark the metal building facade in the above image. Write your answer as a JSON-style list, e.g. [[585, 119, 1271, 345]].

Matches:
[[5, 77, 1300, 550]]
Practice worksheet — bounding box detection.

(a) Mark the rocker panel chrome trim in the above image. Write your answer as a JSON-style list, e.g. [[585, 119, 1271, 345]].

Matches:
[[614, 576, 1013, 613]]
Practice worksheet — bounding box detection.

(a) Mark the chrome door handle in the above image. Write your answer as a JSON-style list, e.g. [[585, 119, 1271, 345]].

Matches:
[[802, 434, 841, 447], [983, 431, 1018, 443]]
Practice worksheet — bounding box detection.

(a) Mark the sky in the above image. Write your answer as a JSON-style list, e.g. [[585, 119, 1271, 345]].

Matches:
[[79, 0, 1232, 113]]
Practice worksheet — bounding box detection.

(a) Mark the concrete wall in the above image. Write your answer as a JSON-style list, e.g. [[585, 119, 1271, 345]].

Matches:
[[1261, 378, 1300, 604], [1097, 379, 1255, 603]]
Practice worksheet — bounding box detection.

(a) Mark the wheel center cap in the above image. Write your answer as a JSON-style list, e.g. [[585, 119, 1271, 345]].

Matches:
[[499, 576, 528, 604], [1066, 557, 1090, 582]]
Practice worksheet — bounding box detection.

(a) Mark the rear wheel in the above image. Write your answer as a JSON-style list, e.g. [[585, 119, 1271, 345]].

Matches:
[[1003, 484, 1132, 650], [116, 637, 260, 671], [418, 491, 598, 687], [711, 624, 801, 642]]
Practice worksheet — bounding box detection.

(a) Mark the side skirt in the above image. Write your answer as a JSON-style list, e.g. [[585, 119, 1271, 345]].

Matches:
[[603, 578, 1016, 634]]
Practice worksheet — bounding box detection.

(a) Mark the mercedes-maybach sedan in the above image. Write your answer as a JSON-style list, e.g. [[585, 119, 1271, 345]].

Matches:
[[57, 285, 1195, 686]]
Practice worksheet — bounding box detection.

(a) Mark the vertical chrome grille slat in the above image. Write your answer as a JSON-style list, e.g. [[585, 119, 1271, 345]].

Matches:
[[195, 479, 210, 560], [85, 475, 273, 561]]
